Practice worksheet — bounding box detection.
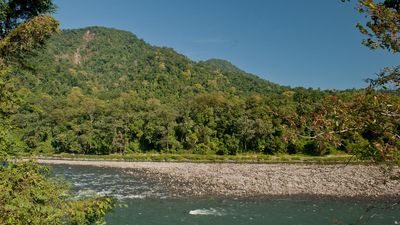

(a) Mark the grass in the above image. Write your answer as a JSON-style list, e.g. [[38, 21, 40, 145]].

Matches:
[[29, 152, 363, 164]]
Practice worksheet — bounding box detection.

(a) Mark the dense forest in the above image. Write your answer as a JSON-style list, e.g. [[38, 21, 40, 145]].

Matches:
[[1, 0, 398, 224], [5, 26, 399, 159]]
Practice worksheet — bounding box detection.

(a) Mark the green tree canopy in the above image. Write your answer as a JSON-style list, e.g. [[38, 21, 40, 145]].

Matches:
[[352, 0, 400, 90], [0, 0, 56, 38], [0, 1, 115, 224]]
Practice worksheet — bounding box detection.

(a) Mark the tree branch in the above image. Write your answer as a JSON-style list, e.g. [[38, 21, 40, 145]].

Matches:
[[298, 127, 363, 139]]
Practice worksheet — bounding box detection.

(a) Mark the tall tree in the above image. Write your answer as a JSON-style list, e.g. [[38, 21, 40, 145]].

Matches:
[[0, 1, 115, 224], [314, 0, 400, 164], [355, 0, 400, 89], [0, 0, 56, 39]]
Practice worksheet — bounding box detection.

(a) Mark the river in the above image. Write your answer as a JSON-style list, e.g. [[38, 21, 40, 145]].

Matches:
[[51, 164, 400, 225]]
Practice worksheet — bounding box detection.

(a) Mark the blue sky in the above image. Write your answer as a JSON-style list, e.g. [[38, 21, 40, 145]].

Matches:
[[54, 0, 399, 90]]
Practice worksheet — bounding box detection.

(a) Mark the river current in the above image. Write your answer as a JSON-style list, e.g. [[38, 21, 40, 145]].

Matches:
[[51, 164, 400, 225]]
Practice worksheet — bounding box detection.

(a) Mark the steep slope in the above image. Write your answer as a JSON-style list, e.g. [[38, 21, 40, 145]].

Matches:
[[16, 26, 285, 102], [199, 59, 285, 95]]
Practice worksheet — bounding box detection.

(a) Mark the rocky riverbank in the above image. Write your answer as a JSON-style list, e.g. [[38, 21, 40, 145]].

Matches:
[[37, 159, 400, 198]]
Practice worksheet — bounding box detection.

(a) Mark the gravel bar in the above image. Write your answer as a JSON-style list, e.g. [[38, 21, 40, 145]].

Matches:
[[37, 159, 400, 198]]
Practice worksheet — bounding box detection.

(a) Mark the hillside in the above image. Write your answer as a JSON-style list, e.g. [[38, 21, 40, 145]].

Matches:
[[16, 27, 285, 101], [9, 26, 364, 156]]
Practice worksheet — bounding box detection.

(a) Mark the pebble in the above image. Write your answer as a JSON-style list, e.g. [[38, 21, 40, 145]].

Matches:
[[38, 159, 400, 198]]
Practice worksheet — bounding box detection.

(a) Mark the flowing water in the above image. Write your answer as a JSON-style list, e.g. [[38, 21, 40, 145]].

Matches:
[[51, 165, 400, 225]]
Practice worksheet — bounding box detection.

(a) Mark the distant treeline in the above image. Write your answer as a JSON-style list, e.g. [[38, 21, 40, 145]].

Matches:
[[6, 27, 399, 158]]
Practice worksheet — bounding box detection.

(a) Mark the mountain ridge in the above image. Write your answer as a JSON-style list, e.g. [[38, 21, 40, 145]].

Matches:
[[9, 26, 346, 156], [17, 26, 286, 100]]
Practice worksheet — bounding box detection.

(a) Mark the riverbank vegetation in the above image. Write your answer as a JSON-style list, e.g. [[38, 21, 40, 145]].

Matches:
[[0, 0, 399, 224], [0, 1, 398, 166], [0, 1, 114, 224], [5, 26, 399, 164], [31, 152, 356, 164]]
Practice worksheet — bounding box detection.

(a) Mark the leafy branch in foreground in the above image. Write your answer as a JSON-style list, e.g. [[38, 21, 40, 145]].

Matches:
[[0, 0, 115, 224], [0, 15, 59, 60], [327, 0, 400, 165], [302, 91, 400, 164], [0, 162, 115, 225], [352, 0, 400, 52]]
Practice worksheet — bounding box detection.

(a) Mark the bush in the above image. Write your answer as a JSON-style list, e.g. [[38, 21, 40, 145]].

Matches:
[[263, 137, 286, 155], [193, 143, 212, 155], [0, 162, 115, 225], [302, 141, 321, 156], [287, 140, 305, 155]]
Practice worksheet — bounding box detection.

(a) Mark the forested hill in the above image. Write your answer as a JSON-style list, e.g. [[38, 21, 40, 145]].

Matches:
[[10, 26, 368, 156], [16, 26, 285, 101]]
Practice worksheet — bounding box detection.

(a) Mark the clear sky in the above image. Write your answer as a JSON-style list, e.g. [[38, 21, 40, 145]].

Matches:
[[53, 0, 399, 90]]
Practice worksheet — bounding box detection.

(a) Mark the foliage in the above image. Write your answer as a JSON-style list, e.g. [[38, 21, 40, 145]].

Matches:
[[334, 0, 400, 164], [0, 15, 59, 60], [0, 2, 397, 165], [298, 90, 400, 162], [38, 152, 357, 164], [0, 63, 17, 156], [368, 66, 400, 92], [0, 1, 115, 224], [0, 162, 115, 225], [355, 0, 400, 52], [8, 27, 398, 160], [0, 0, 56, 38], [0, 0, 58, 157]]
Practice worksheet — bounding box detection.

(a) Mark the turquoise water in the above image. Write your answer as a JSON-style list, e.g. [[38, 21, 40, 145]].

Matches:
[[51, 165, 400, 225]]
